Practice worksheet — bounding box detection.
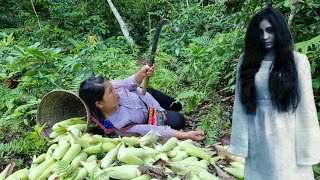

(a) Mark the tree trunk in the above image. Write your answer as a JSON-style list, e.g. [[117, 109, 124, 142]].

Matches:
[[106, 0, 134, 47], [288, 0, 299, 27]]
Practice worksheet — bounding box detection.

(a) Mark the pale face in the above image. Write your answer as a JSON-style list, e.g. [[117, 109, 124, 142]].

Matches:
[[259, 19, 275, 49], [96, 81, 120, 115]]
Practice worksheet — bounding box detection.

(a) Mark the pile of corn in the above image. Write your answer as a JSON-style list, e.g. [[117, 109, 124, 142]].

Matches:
[[0, 117, 245, 180]]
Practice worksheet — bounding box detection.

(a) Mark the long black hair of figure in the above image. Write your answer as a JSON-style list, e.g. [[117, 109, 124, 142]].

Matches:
[[79, 76, 107, 123], [240, 7, 300, 114]]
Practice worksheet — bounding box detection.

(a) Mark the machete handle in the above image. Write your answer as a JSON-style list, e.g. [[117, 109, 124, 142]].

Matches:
[[141, 76, 150, 95]]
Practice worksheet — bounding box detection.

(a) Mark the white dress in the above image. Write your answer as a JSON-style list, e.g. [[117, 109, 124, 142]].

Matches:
[[228, 52, 320, 180], [245, 60, 314, 180]]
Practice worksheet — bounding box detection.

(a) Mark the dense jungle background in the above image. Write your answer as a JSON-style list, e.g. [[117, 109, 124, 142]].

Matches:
[[0, 0, 319, 177]]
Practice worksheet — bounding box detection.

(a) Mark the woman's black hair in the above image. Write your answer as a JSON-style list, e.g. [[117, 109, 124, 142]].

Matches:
[[79, 76, 108, 123], [240, 7, 300, 114]]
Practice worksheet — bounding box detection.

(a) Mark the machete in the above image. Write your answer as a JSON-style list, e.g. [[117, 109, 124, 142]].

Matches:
[[141, 19, 170, 95]]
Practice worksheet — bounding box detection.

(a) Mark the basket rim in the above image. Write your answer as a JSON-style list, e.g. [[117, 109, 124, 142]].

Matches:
[[36, 89, 91, 130]]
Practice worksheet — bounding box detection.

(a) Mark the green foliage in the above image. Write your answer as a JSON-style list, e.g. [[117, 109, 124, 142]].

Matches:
[[313, 164, 320, 175], [197, 103, 231, 144], [175, 90, 205, 114], [0, 125, 47, 158]]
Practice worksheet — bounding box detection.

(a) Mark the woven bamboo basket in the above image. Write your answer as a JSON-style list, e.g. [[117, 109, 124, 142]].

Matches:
[[36, 89, 90, 137]]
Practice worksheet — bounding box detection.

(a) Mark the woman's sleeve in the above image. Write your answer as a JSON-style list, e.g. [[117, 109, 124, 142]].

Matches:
[[294, 53, 320, 165], [126, 125, 173, 138], [227, 55, 249, 158], [110, 75, 139, 91]]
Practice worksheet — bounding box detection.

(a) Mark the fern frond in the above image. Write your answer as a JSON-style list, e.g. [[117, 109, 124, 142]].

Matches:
[[0, 139, 25, 155], [192, 35, 213, 46], [295, 35, 320, 54], [63, 75, 84, 92]]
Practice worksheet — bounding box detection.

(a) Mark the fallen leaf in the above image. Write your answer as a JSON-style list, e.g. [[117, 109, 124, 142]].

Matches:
[[219, 134, 230, 146]]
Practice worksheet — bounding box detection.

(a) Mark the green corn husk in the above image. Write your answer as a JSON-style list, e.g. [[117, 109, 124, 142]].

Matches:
[[140, 130, 159, 146], [71, 152, 88, 169], [184, 147, 210, 160], [36, 162, 57, 180], [171, 150, 188, 161], [0, 163, 11, 180], [69, 131, 90, 148], [5, 168, 29, 180], [198, 171, 220, 180], [33, 153, 46, 164], [52, 117, 86, 130], [52, 140, 70, 160], [104, 165, 141, 179], [47, 174, 59, 180], [224, 167, 244, 179], [29, 157, 55, 180], [80, 161, 103, 177], [160, 137, 178, 152], [230, 161, 245, 170], [74, 168, 88, 180], [142, 155, 156, 166], [86, 155, 97, 163], [117, 150, 144, 165], [131, 174, 151, 180], [101, 143, 122, 169], [189, 173, 200, 180], [61, 144, 82, 164], [209, 156, 220, 165], [122, 136, 140, 146]]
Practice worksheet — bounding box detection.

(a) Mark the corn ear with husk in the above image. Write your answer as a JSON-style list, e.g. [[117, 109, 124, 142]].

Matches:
[[52, 140, 70, 160], [51, 133, 69, 143], [92, 134, 119, 144], [67, 124, 87, 132], [154, 152, 169, 161], [80, 161, 103, 178], [168, 162, 207, 175], [122, 136, 140, 146], [223, 167, 244, 179], [140, 130, 159, 146], [131, 174, 151, 180], [74, 167, 88, 180], [52, 117, 86, 130], [101, 143, 121, 169], [160, 137, 178, 152], [48, 173, 59, 180], [180, 156, 198, 162], [170, 160, 208, 170], [198, 170, 220, 180], [32, 153, 46, 164], [171, 150, 188, 161], [36, 162, 57, 180], [209, 156, 220, 165], [184, 147, 210, 160], [104, 165, 141, 179], [5, 168, 29, 180], [69, 131, 90, 148], [86, 155, 97, 162], [61, 144, 82, 164], [120, 147, 157, 158], [71, 152, 88, 169], [189, 174, 201, 180], [142, 155, 156, 166], [29, 157, 55, 180], [117, 150, 145, 165], [230, 161, 245, 170], [0, 164, 11, 180]]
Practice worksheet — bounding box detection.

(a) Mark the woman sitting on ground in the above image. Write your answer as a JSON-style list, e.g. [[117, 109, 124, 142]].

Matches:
[[79, 64, 205, 141]]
